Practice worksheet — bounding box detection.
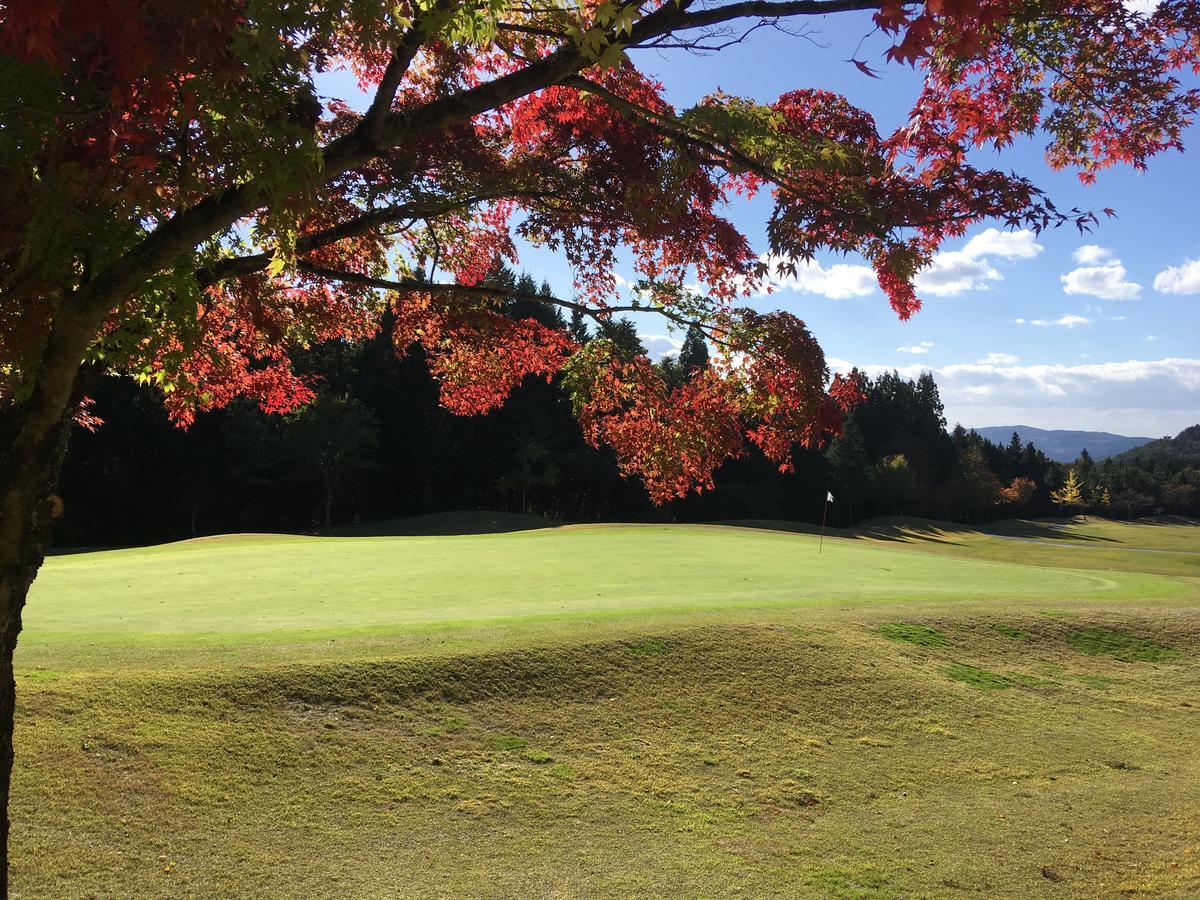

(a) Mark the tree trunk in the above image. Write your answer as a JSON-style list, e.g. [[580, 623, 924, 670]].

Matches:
[[0, 310, 99, 895], [0, 408, 75, 896]]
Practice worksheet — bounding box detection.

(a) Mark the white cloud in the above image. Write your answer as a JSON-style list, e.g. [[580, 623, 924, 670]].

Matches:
[[912, 228, 1041, 297], [1061, 247, 1141, 300], [897, 341, 934, 354], [1054, 314, 1092, 328], [978, 352, 1018, 365], [914, 252, 1002, 297], [837, 357, 1200, 435], [762, 257, 876, 300], [642, 333, 683, 358], [1014, 314, 1091, 328], [1072, 244, 1113, 265], [760, 228, 1042, 301], [1153, 258, 1200, 295], [1124, 0, 1160, 15], [1143, 335, 1158, 342], [962, 228, 1044, 260]]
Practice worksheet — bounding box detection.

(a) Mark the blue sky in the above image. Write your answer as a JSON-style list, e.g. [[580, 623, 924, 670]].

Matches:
[[320, 11, 1200, 437]]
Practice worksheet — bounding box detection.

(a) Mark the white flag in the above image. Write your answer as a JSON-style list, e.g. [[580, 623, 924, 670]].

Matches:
[[826, 491, 834, 502]]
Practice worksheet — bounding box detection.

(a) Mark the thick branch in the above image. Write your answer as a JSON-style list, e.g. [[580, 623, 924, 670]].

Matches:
[[77, 50, 586, 316], [358, 4, 456, 147], [297, 262, 720, 337], [658, 0, 882, 36], [195, 189, 557, 287], [73, 0, 885, 322]]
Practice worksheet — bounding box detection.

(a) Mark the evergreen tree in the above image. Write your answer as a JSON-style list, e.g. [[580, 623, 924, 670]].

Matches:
[[283, 394, 380, 529], [1075, 448, 1096, 506], [506, 272, 565, 328], [871, 454, 923, 516], [677, 325, 710, 377], [947, 444, 1002, 522], [569, 309, 591, 344], [597, 317, 646, 358], [656, 355, 684, 390], [826, 417, 869, 524], [536, 280, 567, 329]]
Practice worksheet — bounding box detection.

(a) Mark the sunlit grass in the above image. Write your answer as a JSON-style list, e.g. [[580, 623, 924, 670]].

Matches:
[[12, 516, 1200, 897]]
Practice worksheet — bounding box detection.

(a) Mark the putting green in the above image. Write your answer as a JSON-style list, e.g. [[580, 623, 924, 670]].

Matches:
[[21, 523, 1195, 673]]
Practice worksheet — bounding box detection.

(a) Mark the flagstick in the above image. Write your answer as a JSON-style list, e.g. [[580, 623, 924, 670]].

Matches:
[[819, 496, 829, 555]]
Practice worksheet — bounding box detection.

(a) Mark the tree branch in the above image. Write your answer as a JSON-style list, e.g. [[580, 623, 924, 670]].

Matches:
[[297, 262, 723, 338], [72, 0, 884, 321], [565, 75, 851, 214], [194, 190, 554, 288], [358, 3, 457, 147], [654, 0, 882, 37]]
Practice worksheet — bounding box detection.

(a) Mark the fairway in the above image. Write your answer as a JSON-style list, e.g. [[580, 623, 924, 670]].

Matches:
[[19, 521, 1195, 671], [12, 517, 1200, 898]]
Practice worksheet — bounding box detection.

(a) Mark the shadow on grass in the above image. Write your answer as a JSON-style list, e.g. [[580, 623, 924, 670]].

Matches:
[[982, 517, 1118, 543], [328, 510, 570, 537], [853, 517, 973, 546], [717, 516, 973, 546], [1127, 515, 1200, 527]]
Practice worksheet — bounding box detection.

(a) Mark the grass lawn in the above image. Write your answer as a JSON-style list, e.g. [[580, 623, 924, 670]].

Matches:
[[860, 515, 1200, 578], [12, 516, 1200, 897]]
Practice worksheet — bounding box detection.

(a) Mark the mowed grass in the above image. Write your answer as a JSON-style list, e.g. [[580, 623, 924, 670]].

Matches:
[[987, 515, 1200, 552], [19, 521, 1196, 671], [849, 515, 1200, 578], [12, 517, 1200, 897]]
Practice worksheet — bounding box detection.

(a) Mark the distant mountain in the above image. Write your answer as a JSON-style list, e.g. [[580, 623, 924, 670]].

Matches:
[[1109, 424, 1200, 464], [971, 425, 1156, 462]]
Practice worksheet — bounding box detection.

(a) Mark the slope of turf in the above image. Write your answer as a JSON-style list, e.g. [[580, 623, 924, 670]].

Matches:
[[20, 522, 1195, 672], [12, 518, 1200, 898], [802, 515, 1200, 578], [985, 514, 1200, 551], [15, 612, 1200, 898]]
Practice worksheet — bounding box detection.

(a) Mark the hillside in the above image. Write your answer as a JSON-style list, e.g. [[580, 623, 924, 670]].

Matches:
[[14, 520, 1200, 897], [1110, 424, 1200, 464], [971, 425, 1154, 461]]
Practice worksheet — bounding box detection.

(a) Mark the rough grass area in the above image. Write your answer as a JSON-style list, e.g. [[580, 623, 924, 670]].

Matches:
[[13, 516, 1200, 897], [14, 613, 1200, 898], [1065, 626, 1181, 662], [876, 623, 951, 646]]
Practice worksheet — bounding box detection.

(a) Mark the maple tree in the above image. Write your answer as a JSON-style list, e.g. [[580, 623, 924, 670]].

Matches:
[[2, 0, 1200, 888], [999, 475, 1037, 506]]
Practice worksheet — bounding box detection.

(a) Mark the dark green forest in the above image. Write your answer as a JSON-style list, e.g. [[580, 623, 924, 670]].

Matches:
[[56, 271, 1200, 548]]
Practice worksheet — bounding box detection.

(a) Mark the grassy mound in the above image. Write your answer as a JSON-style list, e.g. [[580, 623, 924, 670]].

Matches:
[[15, 612, 1200, 897], [12, 518, 1200, 896]]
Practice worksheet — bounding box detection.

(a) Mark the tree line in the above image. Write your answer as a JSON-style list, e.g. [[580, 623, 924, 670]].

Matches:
[[55, 270, 1199, 547]]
